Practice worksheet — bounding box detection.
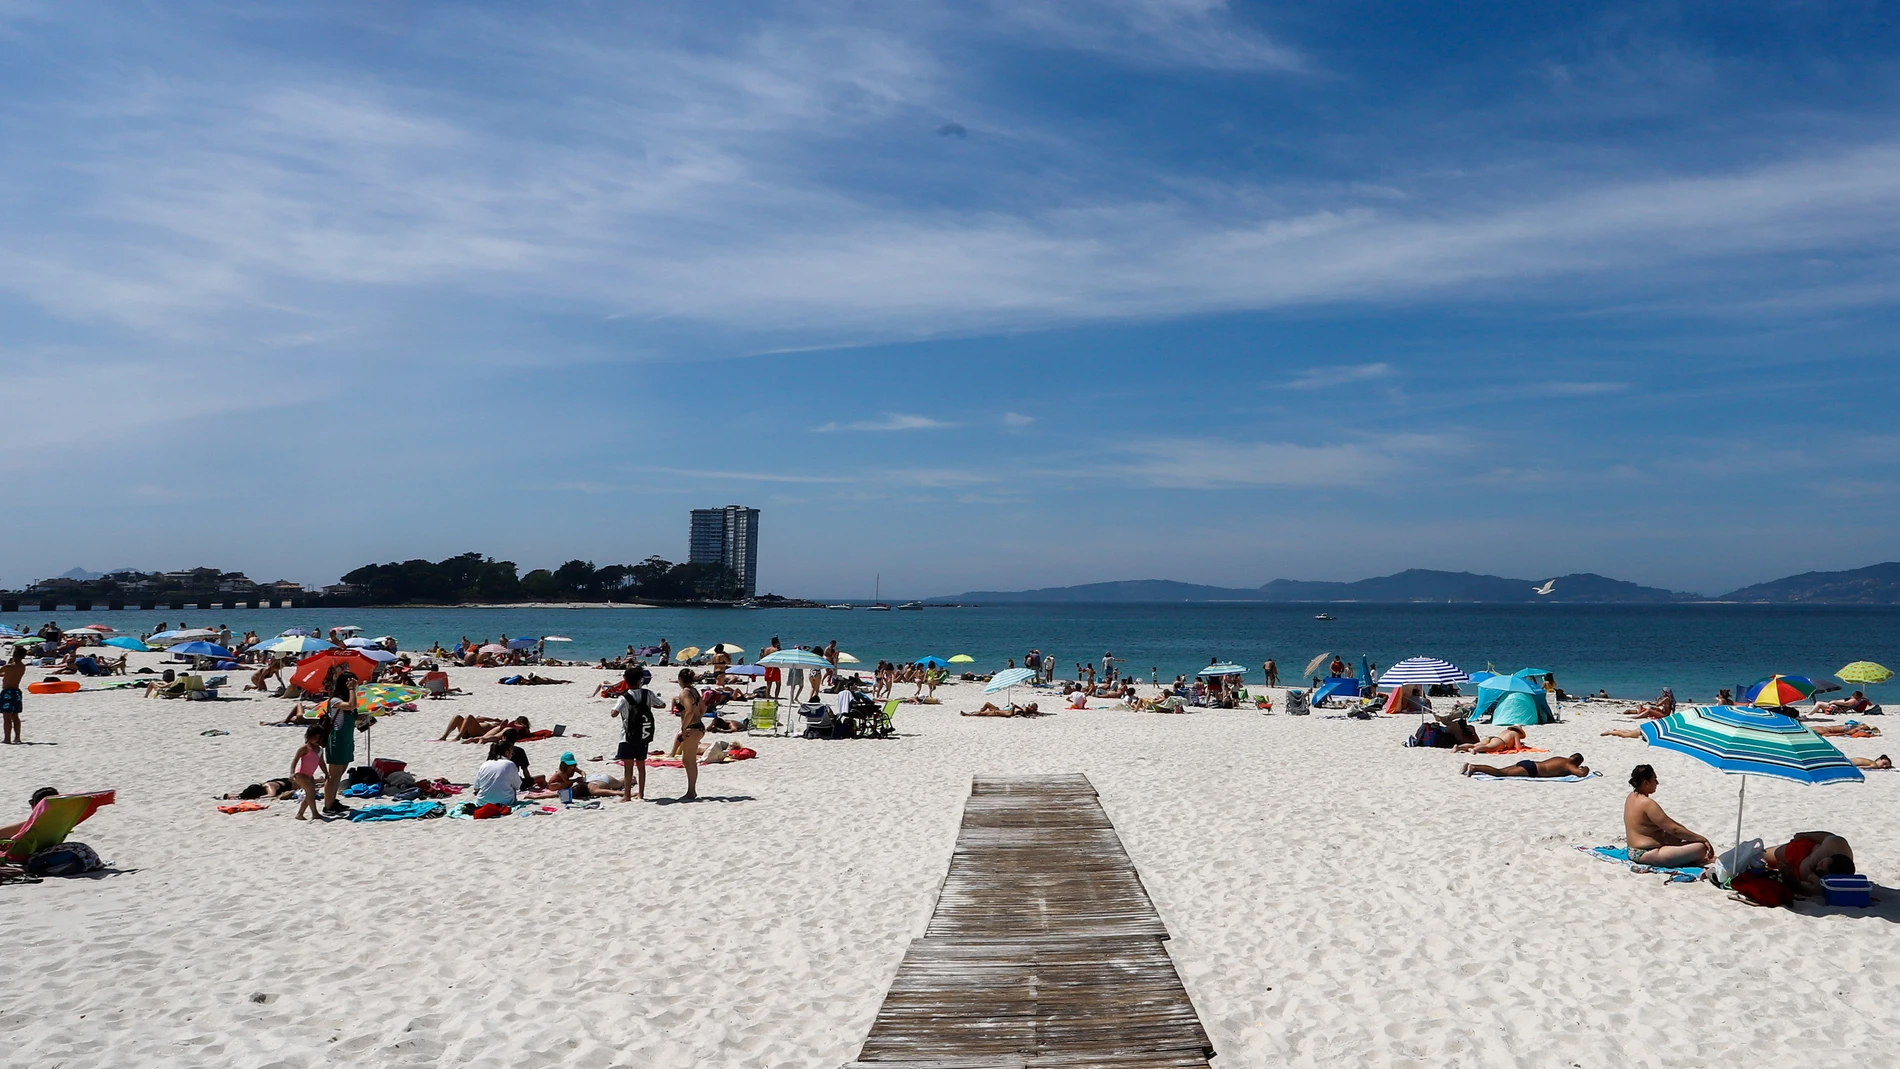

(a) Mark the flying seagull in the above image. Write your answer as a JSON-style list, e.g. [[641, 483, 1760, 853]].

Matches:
[[1533, 580, 1556, 596]]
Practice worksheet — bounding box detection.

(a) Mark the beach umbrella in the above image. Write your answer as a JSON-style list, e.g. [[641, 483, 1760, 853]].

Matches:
[[355, 648, 399, 663], [725, 665, 766, 678], [674, 646, 702, 661], [507, 637, 539, 650], [169, 641, 231, 658], [1640, 704, 1862, 877], [1742, 675, 1817, 708], [478, 644, 509, 656], [984, 666, 1037, 705], [356, 683, 428, 714], [1377, 657, 1471, 689], [760, 649, 829, 668], [147, 628, 216, 646], [1468, 671, 1498, 685], [948, 654, 974, 664], [103, 636, 150, 652], [1302, 652, 1334, 678], [916, 656, 950, 669], [1513, 668, 1553, 679], [1199, 663, 1247, 677], [261, 635, 332, 654], [75, 624, 116, 633], [837, 652, 861, 664], [289, 651, 379, 694], [279, 627, 316, 637], [710, 643, 745, 655], [345, 637, 381, 648], [1837, 661, 1893, 685], [543, 635, 573, 642], [333, 625, 364, 634]]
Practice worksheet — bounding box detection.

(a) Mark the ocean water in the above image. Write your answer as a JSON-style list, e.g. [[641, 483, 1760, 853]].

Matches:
[[14, 603, 1900, 701]]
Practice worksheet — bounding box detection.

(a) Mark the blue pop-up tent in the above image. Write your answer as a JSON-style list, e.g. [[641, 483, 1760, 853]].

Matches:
[[1312, 677, 1363, 705], [1476, 674, 1555, 724]]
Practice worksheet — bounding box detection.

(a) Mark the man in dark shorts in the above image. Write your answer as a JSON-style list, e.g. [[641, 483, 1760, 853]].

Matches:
[[1461, 753, 1590, 778], [2, 647, 26, 745], [610, 665, 659, 802]]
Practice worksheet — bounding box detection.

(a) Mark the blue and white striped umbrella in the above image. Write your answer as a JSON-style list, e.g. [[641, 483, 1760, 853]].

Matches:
[[984, 667, 1037, 694], [759, 649, 831, 669], [1376, 657, 1471, 688], [1199, 663, 1247, 677]]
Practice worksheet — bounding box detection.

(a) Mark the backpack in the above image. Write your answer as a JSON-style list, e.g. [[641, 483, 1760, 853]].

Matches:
[[345, 766, 382, 787], [1730, 871, 1791, 908], [1408, 723, 1449, 749], [26, 841, 103, 877]]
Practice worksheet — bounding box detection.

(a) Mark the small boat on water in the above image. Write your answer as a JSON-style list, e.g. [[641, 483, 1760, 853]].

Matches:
[[1314, 612, 1335, 621], [896, 601, 924, 611], [827, 603, 853, 611], [866, 575, 891, 610]]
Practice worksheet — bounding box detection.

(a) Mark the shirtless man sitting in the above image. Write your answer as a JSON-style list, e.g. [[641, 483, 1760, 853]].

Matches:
[[1623, 764, 1713, 867], [1461, 753, 1589, 778], [1813, 691, 1872, 716], [1764, 831, 1856, 895], [1454, 725, 1529, 754]]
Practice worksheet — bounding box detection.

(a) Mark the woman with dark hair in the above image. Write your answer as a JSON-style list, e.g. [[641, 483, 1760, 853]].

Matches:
[[1623, 765, 1713, 867], [673, 668, 706, 801]]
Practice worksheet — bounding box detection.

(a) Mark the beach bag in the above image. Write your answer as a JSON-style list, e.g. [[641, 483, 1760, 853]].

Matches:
[[1730, 871, 1791, 908], [1713, 838, 1765, 885], [381, 770, 417, 794], [1408, 723, 1447, 749], [345, 766, 382, 787], [26, 841, 102, 877]]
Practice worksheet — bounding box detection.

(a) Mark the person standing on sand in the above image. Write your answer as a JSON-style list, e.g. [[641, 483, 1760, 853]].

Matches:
[[291, 725, 326, 821], [1263, 659, 1278, 688], [761, 636, 781, 699], [673, 669, 706, 800], [321, 673, 364, 816], [611, 666, 659, 802], [824, 640, 839, 687], [657, 638, 671, 666], [2, 647, 27, 744]]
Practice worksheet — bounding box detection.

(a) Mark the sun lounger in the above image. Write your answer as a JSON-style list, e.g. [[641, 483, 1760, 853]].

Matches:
[[1, 791, 115, 862]]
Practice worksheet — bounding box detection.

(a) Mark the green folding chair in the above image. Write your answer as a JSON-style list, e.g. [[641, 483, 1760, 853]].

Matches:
[[748, 699, 783, 737], [1, 791, 115, 863], [873, 699, 900, 738]]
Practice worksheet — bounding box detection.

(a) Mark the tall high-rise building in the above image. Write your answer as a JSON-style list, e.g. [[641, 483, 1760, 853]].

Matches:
[[688, 505, 761, 597]]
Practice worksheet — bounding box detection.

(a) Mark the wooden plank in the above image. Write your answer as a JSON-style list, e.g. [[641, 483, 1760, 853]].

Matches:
[[856, 774, 1214, 1067]]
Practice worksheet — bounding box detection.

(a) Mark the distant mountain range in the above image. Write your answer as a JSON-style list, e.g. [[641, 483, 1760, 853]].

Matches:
[[935, 563, 1900, 605]]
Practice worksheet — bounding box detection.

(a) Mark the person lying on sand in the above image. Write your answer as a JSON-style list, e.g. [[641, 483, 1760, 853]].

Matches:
[[1623, 764, 1713, 867], [436, 714, 529, 743], [1764, 831, 1856, 894], [962, 702, 1040, 717], [524, 754, 627, 798], [1812, 722, 1880, 738], [1623, 689, 1675, 719], [1852, 754, 1893, 769], [221, 777, 298, 801], [1453, 725, 1528, 753], [1462, 754, 1589, 778], [499, 673, 570, 686], [1600, 728, 1644, 739]]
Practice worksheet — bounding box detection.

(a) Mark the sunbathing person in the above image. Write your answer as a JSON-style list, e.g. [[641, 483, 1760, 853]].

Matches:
[[1764, 831, 1856, 894], [1814, 691, 1873, 716], [499, 673, 571, 686], [1453, 725, 1529, 754], [0, 787, 62, 841], [143, 670, 185, 698], [1623, 764, 1714, 867], [1852, 754, 1893, 769], [1600, 727, 1645, 739], [1811, 722, 1881, 738], [221, 777, 298, 801], [962, 701, 1041, 717], [435, 714, 521, 742], [1461, 753, 1589, 778], [1623, 688, 1676, 719]]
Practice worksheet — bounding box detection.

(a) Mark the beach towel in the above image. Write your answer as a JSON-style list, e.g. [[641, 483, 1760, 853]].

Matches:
[[217, 801, 269, 814], [1576, 845, 1705, 884], [348, 801, 445, 822], [342, 782, 383, 798], [1484, 746, 1548, 755], [518, 729, 555, 741], [1468, 771, 1600, 782]]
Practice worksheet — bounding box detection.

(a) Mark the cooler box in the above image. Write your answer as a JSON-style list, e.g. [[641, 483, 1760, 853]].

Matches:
[[1822, 874, 1872, 907]]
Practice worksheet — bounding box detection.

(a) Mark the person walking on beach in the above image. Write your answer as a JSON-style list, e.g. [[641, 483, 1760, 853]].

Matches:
[[761, 636, 781, 699], [321, 673, 364, 816], [1263, 659, 1279, 688], [1, 647, 26, 744], [611, 666, 659, 802], [824, 640, 839, 687], [673, 669, 706, 801]]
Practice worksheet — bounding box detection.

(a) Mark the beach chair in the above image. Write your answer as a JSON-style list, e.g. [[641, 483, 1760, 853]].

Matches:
[[798, 701, 835, 739], [870, 699, 899, 738], [749, 699, 781, 736], [421, 672, 450, 697], [1, 791, 115, 863]]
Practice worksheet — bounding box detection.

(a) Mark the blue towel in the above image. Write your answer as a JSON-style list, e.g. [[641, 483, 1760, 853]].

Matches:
[[1470, 771, 1601, 782], [1577, 844, 1705, 883], [342, 782, 383, 798], [348, 801, 444, 822]]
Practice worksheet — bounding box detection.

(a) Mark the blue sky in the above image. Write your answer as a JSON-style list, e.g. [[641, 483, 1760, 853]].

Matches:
[[3, 1, 1899, 597]]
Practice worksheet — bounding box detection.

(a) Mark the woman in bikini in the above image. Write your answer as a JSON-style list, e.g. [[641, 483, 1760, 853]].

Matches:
[[1453, 725, 1528, 754], [674, 669, 706, 801]]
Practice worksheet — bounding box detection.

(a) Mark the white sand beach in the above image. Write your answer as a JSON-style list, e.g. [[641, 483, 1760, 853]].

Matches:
[[2, 660, 1896, 1068]]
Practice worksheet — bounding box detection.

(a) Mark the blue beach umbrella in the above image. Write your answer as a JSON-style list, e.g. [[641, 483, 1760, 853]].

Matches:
[[169, 641, 231, 658], [759, 649, 831, 669], [983, 667, 1036, 705], [915, 656, 950, 669], [103, 636, 151, 652], [724, 664, 766, 678], [1198, 663, 1247, 677], [1640, 704, 1862, 877]]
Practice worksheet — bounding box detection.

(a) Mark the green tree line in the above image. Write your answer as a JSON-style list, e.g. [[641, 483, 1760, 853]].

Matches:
[[339, 553, 743, 604]]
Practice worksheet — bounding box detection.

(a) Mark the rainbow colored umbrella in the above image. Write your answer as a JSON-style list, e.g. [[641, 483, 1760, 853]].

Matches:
[[1741, 675, 1817, 708], [1838, 661, 1893, 685], [355, 683, 429, 715], [1641, 704, 1862, 881]]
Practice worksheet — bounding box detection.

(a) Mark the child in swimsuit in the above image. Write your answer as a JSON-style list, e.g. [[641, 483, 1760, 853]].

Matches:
[[292, 726, 325, 821]]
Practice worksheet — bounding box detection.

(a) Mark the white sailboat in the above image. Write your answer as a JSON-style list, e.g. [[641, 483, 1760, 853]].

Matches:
[[867, 574, 891, 611]]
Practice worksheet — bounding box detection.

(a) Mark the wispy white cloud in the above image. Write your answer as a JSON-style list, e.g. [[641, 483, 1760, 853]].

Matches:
[[988, 0, 1305, 72], [815, 413, 957, 432], [1540, 381, 1628, 397], [1002, 411, 1035, 427], [1112, 433, 1463, 490], [1284, 362, 1393, 390]]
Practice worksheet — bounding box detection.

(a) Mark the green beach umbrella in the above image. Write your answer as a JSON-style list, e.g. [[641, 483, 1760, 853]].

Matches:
[[1838, 661, 1893, 685]]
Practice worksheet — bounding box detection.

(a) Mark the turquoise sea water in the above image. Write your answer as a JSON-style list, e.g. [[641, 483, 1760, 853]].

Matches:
[[14, 603, 1900, 701]]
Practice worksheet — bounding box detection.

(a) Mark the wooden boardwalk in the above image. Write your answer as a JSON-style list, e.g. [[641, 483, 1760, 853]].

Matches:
[[851, 774, 1214, 1069]]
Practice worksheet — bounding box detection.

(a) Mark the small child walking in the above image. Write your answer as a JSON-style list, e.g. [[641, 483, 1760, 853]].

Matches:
[[292, 725, 325, 821]]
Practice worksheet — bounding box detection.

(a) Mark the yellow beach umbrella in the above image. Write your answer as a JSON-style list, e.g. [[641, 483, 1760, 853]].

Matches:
[[710, 643, 745, 655], [948, 654, 975, 664], [836, 652, 860, 664], [675, 646, 701, 660], [1838, 661, 1894, 685]]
